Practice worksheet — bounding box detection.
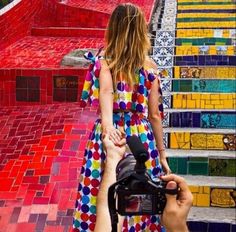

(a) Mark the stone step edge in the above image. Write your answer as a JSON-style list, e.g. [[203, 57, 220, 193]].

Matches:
[[163, 127, 235, 133], [181, 175, 236, 188], [162, 91, 236, 95], [164, 108, 235, 113], [166, 149, 235, 159], [188, 207, 236, 224]]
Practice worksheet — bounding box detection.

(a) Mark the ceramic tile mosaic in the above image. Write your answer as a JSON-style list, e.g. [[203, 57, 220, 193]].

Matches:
[[162, 95, 172, 109], [153, 56, 174, 67], [172, 93, 236, 109], [168, 111, 236, 129], [209, 159, 236, 177], [176, 29, 235, 38], [177, 21, 236, 28], [172, 80, 236, 93], [0, 103, 98, 232], [174, 66, 236, 79], [175, 38, 234, 46], [155, 31, 175, 47], [169, 157, 235, 177], [176, 45, 235, 56], [210, 188, 236, 208], [169, 132, 236, 150], [175, 55, 236, 66], [162, 112, 169, 128], [153, 47, 175, 56], [178, 4, 235, 10], [161, 79, 172, 94], [159, 67, 173, 78]]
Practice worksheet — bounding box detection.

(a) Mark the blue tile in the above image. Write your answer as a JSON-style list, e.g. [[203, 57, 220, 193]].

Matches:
[[232, 224, 236, 232], [187, 221, 208, 232], [208, 223, 231, 232], [192, 113, 201, 128]]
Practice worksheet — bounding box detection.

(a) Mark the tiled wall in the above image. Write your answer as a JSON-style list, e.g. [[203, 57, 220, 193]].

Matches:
[[169, 157, 236, 176], [0, 0, 42, 50], [189, 186, 236, 208], [169, 111, 236, 129], [0, 69, 87, 106], [168, 132, 236, 150]]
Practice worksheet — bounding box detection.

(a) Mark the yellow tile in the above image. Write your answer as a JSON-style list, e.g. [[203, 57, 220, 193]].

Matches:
[[201, 94, 210, 100], [210, 94, 220, 100], [170, 133, 179, 149], [197, 194, 210, 207], [204, 186, 210, 194], [189, 185, 199, 193], [207, 134, 224, 150], [191, 133, 207, 149], [192, 94, 201, 100], [199, 186, 204, 194], [187, 100, 196, 108], [174, 67, 180, 78], [174, 99, 182, 108], [192, 193, 197, 206], [184, 132, 190, 143], [212, 100, 221, 105], [205, 105, 214, 109], [195, 100, 201, 108], [200, 100, 205, 108]]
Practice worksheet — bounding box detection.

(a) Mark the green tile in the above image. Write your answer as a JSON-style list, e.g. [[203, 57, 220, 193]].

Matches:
[[210, 159, 236, 177], [177, 157, 188, 174], [188, 161, 208, 175], [190, 157, 208, 162], [168, 157, 178, 173]]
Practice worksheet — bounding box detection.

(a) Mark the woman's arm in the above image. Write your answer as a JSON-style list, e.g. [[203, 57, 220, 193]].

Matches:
[[99, 59, 122, 144], [146, 59, 171, 174], [99, 59, 114, 131]]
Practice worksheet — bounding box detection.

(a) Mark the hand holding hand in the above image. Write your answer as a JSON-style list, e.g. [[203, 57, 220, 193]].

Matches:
[[102, 126, 125, 146]]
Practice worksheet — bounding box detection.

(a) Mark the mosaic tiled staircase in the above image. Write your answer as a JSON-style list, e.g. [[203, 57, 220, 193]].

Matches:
[[152, 0, 236, 231]]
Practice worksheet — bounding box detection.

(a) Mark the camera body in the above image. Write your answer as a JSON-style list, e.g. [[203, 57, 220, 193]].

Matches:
[[116, 155, 168, 216]]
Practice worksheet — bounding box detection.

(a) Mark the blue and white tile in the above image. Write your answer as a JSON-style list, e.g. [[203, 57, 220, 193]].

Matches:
[[161, 79, 172, 94], [153, 47, 175, 57], [153, 56, 174, 67], [163, 95, 172, 109], [155, 31, 175, 47]]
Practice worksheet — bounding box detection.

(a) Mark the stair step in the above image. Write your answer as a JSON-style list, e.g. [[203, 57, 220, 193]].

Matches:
[[167, 149, 235, 158], [182, 175, 235, 188], [164, 127, 235, 133], [188, 207, 236, 224], [31, 27, 105, 38], [164, 108, 235, 113]]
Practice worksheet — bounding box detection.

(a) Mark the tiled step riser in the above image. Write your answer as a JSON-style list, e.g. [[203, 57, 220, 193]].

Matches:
[[188, 221, 236, 232], [31, 27, 105, 38], [168, 157, 236, 176], [35, 1, 109, 28], [162, 93, 235, 109], [189, 186, 236, 208], [165, 79, 236, 93], [167, 111, 236, 129], [164, 132, 236, 151]]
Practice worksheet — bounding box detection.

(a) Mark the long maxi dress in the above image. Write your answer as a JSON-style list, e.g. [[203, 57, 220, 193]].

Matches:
[[73, 52, 166, 232]]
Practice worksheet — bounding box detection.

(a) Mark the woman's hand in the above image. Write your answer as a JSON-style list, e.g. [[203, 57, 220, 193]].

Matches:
[[102, 126, 126, 146], [160, 153, 172, 174]]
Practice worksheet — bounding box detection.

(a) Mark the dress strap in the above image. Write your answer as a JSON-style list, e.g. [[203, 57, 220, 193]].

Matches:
[[80, 51, 102, 107]]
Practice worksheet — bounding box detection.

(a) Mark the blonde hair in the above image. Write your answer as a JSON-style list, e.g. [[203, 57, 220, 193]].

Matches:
[[104, 3, 151, 88]]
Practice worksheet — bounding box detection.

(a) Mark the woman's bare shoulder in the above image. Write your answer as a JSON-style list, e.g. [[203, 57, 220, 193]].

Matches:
[[144, 57, 158, 70]]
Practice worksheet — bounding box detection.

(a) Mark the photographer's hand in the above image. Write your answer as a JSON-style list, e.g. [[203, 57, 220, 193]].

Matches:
[[94, 134, 126, 232], [160, 174, 193, 232]]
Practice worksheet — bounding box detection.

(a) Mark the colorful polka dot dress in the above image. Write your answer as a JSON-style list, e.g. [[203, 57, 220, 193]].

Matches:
[[73, 52, 165, 232]]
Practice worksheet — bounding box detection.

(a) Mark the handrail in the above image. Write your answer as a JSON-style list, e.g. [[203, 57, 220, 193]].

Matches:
[[0, 0, 21, 16]]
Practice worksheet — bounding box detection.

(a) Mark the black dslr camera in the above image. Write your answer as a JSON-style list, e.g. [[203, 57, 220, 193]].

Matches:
[[108, 136, 177, 231]]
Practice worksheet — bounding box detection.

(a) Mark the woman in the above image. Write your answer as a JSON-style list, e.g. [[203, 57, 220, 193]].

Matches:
[[73, 3, 170, 231]]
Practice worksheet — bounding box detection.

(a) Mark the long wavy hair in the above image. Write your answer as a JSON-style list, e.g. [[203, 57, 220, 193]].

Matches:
[[104, 3, 151, 88]]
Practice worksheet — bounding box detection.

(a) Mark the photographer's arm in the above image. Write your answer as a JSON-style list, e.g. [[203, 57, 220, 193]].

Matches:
[[94, 135, 125, 232]]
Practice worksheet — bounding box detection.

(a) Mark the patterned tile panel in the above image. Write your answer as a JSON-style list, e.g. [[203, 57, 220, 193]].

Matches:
[[174, 66, 236, 79], [189, 186, 236, 208], [168, 111, 236, 129], [169, 132, 236, 150], [172, 80, 236, 93], [172, 93, 236, 109], [169, 157, 236, 177]]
